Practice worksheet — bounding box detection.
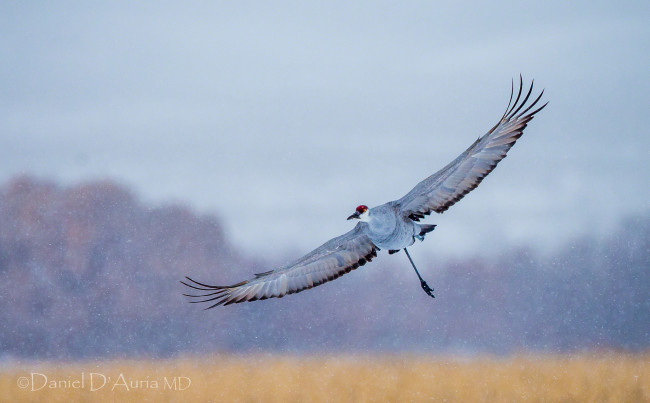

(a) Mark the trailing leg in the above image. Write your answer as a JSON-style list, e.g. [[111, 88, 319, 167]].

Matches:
[[404, 248, 435, 298]]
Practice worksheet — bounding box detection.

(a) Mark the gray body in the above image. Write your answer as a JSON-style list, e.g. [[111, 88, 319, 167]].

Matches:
[[364, 203, 419, 250], [182, 78, 547, 307]]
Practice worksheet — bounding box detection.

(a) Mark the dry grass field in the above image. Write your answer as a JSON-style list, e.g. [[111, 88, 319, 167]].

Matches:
[[0, 353, 647, 402]]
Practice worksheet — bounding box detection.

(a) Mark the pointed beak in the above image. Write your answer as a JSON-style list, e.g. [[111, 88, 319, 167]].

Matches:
[[347, 211, 360, 220]]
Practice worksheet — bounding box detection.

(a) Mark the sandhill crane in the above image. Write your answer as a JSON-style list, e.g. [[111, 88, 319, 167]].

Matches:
[[182, 77, 547, 308]]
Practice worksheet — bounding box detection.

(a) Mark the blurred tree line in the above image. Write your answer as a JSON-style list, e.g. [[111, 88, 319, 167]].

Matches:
[[0, 176, 647, 359]]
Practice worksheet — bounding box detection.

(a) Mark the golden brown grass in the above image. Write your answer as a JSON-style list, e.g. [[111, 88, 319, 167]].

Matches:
[[0, 353, 647, 402]]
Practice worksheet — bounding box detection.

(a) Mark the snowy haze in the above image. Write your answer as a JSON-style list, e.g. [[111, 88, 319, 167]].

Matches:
[[1, 1, 648, 259]]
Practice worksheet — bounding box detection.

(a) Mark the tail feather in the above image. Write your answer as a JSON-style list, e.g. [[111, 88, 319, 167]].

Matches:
[[419, 224, 437, 237]]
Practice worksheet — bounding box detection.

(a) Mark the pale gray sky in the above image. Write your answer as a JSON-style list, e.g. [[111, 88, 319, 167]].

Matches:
[[1, 1, 648, 259]]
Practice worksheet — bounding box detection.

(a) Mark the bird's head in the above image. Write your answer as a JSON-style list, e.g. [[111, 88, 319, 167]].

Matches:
[[347, 205, 369, 221]]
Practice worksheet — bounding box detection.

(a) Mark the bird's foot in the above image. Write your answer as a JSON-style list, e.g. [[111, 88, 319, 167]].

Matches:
[[420, 280, 435, 298]]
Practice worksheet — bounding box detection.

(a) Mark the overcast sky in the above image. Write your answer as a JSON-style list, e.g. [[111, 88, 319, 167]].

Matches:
[[1, 1, 648, 260]]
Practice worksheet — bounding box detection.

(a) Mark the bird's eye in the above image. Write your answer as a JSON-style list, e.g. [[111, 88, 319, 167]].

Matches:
[[356, 205, 368, 213]]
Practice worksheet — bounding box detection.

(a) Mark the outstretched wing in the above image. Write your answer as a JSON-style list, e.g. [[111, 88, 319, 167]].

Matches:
[[394, 77, 547, 220], [181, 222, 378, 308]]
